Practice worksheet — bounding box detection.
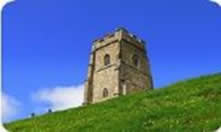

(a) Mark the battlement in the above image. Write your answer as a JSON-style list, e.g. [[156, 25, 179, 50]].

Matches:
[[92, 27, 146, 52]]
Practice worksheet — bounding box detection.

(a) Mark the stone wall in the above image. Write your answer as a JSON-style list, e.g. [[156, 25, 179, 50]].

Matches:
[[92, 42, 120, 103], [119, 37, 152, 94]]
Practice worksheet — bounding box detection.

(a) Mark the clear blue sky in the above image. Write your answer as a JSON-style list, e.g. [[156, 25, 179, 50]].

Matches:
[[2, 0, 221, 121]]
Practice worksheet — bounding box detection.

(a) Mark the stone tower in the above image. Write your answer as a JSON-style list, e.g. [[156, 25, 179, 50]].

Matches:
[[84, 27, 153, 104]]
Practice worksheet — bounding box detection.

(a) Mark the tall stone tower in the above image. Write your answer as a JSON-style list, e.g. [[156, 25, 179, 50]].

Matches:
[[84, 27, 153, 104]]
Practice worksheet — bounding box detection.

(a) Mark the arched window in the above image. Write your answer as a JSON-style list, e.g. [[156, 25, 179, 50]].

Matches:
[[132, 55, 139, 67], [103, 88, 109, 98], [104, 54, 110, 66]]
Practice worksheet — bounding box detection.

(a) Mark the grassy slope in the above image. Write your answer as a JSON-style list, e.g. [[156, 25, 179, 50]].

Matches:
[[5, 73, 221, 132]]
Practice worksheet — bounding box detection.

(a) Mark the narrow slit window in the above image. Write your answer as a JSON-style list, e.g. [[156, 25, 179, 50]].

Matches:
[[103, 88, 109, 98], [104, 54, 110, 66], [132, 55, 139, 67]]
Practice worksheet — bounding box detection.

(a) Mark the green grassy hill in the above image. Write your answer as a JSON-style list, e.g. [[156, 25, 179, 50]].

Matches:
[[5, 73, 221, 132]]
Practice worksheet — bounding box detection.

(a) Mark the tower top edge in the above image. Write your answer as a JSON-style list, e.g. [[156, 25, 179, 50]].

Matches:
[[92, 27, 146, 45]]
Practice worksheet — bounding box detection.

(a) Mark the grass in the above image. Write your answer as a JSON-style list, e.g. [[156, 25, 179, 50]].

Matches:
[[5, 73, 221, 132]]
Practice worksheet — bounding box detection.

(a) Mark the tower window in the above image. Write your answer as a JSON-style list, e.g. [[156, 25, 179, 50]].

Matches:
[[132, 55, 139, 67], [103, 88, 109, 98], [104, 54, 110, 66]]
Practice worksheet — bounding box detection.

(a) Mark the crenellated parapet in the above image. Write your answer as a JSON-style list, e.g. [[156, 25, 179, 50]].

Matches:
[[91, 27, 147, 53]]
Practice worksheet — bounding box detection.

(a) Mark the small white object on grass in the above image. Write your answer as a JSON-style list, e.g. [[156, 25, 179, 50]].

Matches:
[[216, 127, 221, 132]]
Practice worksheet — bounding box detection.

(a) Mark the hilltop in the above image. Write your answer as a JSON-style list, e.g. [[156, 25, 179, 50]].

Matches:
[[5, 73, 221, 132]]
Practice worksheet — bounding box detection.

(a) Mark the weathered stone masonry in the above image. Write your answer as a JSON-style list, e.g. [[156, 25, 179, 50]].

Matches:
[[84, 27, 154, 104]]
